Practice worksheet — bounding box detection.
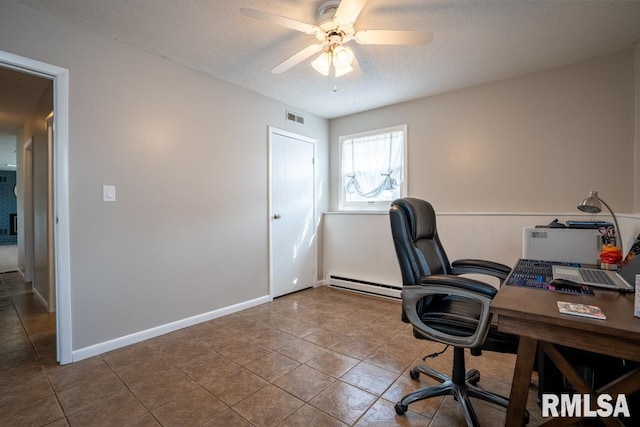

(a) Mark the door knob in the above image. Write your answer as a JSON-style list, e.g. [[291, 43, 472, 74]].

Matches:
[[273, 214, 282, 220]]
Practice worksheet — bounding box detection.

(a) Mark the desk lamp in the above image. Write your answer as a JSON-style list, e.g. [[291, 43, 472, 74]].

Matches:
[[577, 190, 624, 259]]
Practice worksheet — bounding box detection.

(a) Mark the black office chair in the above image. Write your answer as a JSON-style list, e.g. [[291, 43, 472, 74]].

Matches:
[[389, 198, 525, 426]]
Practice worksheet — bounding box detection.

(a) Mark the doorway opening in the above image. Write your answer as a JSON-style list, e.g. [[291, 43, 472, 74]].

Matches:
[[0, 50, 72, 364]]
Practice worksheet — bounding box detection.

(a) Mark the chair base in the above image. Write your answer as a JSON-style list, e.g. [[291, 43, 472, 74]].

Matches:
[[395, 348, 529, 427]]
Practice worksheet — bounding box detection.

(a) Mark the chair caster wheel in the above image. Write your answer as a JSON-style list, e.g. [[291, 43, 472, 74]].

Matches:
[[395, 403, 408, 415], [409, 368, 420, 380]]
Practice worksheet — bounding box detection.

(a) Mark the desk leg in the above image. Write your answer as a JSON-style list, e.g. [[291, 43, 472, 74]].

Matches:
[[505, 336, 537, 427]]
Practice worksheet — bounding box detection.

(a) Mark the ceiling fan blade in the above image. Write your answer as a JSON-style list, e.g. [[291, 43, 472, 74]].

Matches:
[[241, 8, 319, 34], [355, 30, 434, 45], [272, 44, 325, 74], [334, 0, 368, 26]]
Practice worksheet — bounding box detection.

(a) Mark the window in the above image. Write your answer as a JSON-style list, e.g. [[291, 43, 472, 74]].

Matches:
[[339, 125, 406, 211]]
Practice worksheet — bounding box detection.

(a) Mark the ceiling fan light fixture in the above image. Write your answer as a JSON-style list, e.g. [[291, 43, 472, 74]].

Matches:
[[334, 63, 354, 77], [311, 51, 331, 76], [332, 45, 354, 68]]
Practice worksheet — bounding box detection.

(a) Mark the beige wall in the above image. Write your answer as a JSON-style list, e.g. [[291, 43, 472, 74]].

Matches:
[[1, 1, 329, 352], [330, 51, 635, 213]]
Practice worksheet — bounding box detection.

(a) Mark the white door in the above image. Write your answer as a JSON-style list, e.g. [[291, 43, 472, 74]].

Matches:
[[269, 127, 316, 298]]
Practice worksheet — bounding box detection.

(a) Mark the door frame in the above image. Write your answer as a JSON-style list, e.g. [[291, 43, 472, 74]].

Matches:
[[23, 137, 34, 284], [267, 126, 317, 299], [0, 50, 72, 364]]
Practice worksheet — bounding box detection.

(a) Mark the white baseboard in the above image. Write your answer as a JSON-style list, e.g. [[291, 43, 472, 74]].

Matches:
[[32, 287, 51, 312], [71, 295, 271, 362]]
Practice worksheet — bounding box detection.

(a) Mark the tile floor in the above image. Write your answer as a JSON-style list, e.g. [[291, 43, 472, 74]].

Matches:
[[1, 271, 548, 426]]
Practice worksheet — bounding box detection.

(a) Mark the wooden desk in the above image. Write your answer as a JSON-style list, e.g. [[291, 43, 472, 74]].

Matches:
[[491, 283, 640, 426]]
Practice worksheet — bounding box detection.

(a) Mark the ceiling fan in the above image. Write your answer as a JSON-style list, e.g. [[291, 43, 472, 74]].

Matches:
[[241, 0, 433, 77]]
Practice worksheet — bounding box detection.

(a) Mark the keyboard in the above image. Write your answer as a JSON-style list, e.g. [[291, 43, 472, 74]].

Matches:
[[506, 259, 594, 295], [580, 269, 617, 287]]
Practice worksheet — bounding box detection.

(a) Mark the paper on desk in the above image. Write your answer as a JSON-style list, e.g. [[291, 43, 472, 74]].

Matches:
[[557, 301, 606, 320]]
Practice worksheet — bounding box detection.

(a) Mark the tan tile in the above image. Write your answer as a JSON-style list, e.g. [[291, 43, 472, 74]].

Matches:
[[232, 384, 304, 427], [129, 368, 200, 409], [386, 328, 432, 354], [3, 393, 64, 426], [428, 395, 506, 427], [331, 335, 380, 360], [274, 365, 335, 402], [355, 398, 431, 426], [155, 338, 215, 368], [272, 318, 321, 338], [277, 339, 328, 363], [102, 343, 156, 371], [46, 418, 71, 427], [250, 328, 299, 350], [280, 404, 347, 427], [151, 387, 227, 427], [211, 314, 255, 328], [66, 388, 148, 427], [57, 371, 128, 415], [47, 357, 113, 392], [217, 340, 272, 365], [181, 352, 240, 385], [364, 345, 416, 374], [180, 320, 222, 339], [354, 327, 395, 347], [324, 317, 368, 335], [195, 328, 248, 350], [200, 408, 254, 427], [203, 367, 269, 406], [381, 371, 443, 419], [340, 361, 400, 396], [0, 346, 39, 370], [0, 364, 53, 407], [0, 360, 45, 387], [303, 329, 348, 348], [466, 350, 517, 385], [124, 413, 161, 426], [306, 350, 359, 377], [244, 351, 300, 382], [145, 331, 193, 352], [115, 356, 174, 387], [309, 380, 377, 425]]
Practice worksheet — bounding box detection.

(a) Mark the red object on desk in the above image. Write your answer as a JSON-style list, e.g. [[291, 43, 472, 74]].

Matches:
[[599, 245, 622, 266]]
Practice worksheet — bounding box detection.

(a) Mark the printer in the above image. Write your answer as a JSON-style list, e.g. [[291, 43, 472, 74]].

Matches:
[[523, 227, 601, 265]]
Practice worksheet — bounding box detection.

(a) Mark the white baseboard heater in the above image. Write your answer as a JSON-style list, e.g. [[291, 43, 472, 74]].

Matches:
[[327, 275, 401, 300]]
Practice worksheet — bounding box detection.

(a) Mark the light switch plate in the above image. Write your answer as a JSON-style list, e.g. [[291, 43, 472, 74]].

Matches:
[[103, 185, 116, 202]]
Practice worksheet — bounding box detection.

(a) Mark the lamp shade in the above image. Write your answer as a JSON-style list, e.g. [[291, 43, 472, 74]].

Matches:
[[332, 46, 354, 68], [311, 51, 331, 76], [577, 190, 602, 214], [576, 190, 624, 257]]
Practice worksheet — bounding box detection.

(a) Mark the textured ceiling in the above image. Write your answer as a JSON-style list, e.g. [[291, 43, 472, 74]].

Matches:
[[8, 0, 640, 119]]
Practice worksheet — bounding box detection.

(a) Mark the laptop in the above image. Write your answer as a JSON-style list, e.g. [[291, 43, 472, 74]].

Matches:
[[552, 254, 640, 292]]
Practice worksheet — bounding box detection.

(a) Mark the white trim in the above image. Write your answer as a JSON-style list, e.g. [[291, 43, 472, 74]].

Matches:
[[323, 211, 640, 218], [0, 50, 72, 364], [72, 295, 271, 362]]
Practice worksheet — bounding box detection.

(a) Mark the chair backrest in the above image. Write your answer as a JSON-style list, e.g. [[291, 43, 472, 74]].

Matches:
[[389, 198, 452, 285]]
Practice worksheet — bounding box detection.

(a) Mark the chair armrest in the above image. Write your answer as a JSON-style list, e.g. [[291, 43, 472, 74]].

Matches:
[[419, 274, 498, 298], [451, 259, 511, 281], [403, 275, 495, 349]]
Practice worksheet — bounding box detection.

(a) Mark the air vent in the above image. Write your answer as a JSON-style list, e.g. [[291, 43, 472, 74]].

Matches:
[[286, 110, 304, 125]]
